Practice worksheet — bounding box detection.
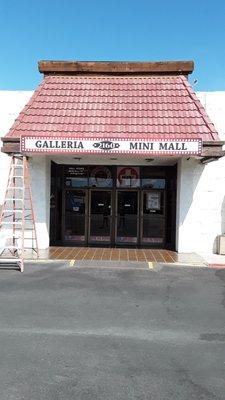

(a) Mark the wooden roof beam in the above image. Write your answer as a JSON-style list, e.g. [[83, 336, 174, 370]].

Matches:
[[38, 60, 194, 75]]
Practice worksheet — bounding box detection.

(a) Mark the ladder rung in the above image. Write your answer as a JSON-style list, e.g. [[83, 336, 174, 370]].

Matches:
[[7, 187, 23, 190], [11, 176, 23, 178], [2, 246, 19, 249], [5, 198, 23, 201], [11, 237, 35, 240], [1, 222, 22, 225], [3, 210, 23, 213], [12, 228, 35, 234], [2, 216, 32, 219]]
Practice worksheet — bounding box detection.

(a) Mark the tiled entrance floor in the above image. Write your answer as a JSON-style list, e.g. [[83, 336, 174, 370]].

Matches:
[[23, 247, 205, 265]]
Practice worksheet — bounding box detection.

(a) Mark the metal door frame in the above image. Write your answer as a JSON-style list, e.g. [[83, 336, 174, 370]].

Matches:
[[115, 189, 140, 246], [88, 188, 114, 245], [140, 189, 166, 246], [62, 188, 88, 245]]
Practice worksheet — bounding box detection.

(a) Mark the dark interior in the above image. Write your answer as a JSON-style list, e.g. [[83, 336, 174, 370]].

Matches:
[[50, 163, 177, 249]]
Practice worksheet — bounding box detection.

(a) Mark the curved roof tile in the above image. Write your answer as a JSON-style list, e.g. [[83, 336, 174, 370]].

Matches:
[[5, 74, 219, 141]]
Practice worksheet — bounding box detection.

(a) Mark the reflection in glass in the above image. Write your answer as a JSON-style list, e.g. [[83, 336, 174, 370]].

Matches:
[[90, 191, 111, 241], [65, 166, 88, 187], [142, 178, 165, 189], [65, 190, 86, 241], [116, 191, 138, 243], [89, 166, 113, 188], [117, 167, 140, 188], [141, 191, 165, 244]]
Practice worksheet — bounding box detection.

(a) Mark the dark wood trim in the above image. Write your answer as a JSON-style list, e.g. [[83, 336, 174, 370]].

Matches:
[[203, 141, 225, 146], [38, 60, 194, 75], [202, 141, 225, 158], [1, 142, 20, 153], [200, 156, 224, 164], [1, 137, 19, 142], [1, 137, 20, 154]]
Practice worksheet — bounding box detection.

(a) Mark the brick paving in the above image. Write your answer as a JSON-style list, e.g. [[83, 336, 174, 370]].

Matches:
[[24, 247, 205, 264]]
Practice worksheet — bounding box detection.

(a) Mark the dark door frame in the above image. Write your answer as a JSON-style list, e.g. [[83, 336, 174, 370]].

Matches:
[[62, 188, 89, 245], [88, 188, 114, 246], [115, 189, 140, 246], [140, 189, 166, 247]]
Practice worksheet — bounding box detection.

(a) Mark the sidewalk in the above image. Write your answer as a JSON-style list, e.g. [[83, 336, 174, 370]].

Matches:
[[199, 252, 225, 268], [2, 247, 225, 269]]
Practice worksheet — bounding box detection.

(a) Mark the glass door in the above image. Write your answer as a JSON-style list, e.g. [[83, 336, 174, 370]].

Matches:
[[116, 191, 138, 244], [64, 189, 87, 243], [141, 190, 165, 246], [89, 190, 112, 244]]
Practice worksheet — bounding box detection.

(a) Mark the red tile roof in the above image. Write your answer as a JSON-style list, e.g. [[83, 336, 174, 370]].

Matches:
[[5, 74, 219, 141]]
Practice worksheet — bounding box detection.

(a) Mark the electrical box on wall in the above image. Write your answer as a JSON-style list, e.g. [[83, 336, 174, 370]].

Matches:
[[218, 235, 225, 255]]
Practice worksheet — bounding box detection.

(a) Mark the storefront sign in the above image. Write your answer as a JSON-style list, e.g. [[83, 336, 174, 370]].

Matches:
[[21, 136, 202, 155]]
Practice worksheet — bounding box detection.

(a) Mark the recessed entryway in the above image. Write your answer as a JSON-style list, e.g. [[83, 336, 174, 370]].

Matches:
[[50, 163, 177, 249]]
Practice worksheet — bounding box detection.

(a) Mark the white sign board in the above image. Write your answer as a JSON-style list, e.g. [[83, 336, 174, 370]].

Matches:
[[21, 136, 202, 156]]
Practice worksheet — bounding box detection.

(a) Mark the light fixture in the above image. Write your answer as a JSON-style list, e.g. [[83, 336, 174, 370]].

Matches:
[[145, 158, 154, 163], [110, 157, 117, 160], [74, 157, 82, 160]]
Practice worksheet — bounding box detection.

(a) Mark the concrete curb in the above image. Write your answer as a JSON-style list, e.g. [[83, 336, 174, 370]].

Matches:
[[24, 259, 208, 269], [207, 263, 225, 269]]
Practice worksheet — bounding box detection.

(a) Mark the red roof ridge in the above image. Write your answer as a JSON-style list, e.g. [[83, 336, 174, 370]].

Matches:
[[44, 74, 182, 82], [8, 79, 46, 137], [4, 71, 220, 143], [180, 75, 219, 140]]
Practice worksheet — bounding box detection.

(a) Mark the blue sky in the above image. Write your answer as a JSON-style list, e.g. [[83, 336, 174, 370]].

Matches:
[[0, 0, 224, 91]]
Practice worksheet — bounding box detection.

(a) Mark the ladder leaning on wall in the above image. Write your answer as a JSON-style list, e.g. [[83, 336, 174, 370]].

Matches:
[[0, 155, 39, 272]]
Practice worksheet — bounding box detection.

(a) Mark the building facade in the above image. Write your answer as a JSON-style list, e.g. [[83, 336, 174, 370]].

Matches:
[[0, 61, 225, 254]]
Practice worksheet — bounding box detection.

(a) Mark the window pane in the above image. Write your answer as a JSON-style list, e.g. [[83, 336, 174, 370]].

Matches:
[[142, 178, 165, 189], [65, 166, 88, 187], [89, 191, 111, 242], [117, 167, 140, 188], [116, 191, 138, 243], [64, 190, 86, 242], [89, 166, 113, 188]]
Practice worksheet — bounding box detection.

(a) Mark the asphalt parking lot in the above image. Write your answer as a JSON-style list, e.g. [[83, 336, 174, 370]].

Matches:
[[0, 262, 225, 400]]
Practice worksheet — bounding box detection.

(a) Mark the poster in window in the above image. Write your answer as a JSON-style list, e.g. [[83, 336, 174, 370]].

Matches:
[[65, 166, 88, 187], [89, 166, 112, 187], [117, 167, 140, 187], [146, 191, 161, 210]]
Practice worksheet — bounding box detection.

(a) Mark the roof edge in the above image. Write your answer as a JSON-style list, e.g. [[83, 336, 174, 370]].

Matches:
[[38, 60, 194, 75]]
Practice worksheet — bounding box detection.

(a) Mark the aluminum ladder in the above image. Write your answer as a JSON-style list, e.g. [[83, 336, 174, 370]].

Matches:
[[0, 155, 39, 272]]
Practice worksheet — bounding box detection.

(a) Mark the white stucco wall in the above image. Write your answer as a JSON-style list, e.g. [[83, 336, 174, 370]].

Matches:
[[0, 91, 52, 249], [177, 92, 225, 254], [0, 89, 225, 252], [29, 156, 51, 248]]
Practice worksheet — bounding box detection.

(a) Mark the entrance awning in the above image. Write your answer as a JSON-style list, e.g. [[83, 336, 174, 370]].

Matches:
[[1, 60, 224, 161]]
